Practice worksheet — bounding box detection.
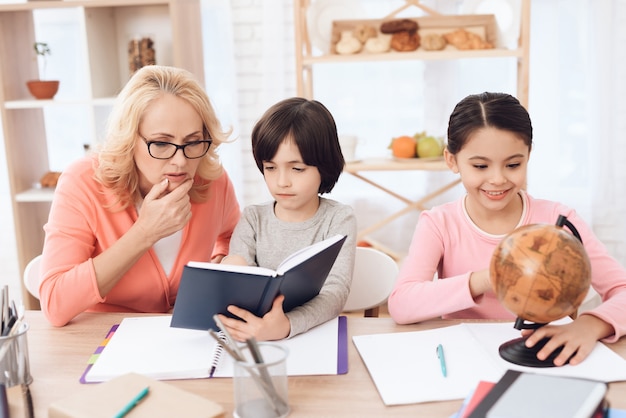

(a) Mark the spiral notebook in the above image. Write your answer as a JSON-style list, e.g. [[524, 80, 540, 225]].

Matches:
[[80, 315, 347, 383]]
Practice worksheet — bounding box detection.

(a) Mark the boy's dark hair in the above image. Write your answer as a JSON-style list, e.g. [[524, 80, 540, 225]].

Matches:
[[447, 92, 533, 155], [251, 97, 345, 194]]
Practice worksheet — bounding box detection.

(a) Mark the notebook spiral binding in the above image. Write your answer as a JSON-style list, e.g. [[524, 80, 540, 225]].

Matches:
[[209, 331, 227, 377]]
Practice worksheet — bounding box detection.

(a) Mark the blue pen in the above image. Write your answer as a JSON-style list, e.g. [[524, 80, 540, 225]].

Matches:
[[437, 344, 447, 378], [113, 386, 149, 418]]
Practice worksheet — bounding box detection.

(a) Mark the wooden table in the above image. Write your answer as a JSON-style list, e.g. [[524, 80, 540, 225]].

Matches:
[[344, 157, 461, 259], [7, 311, 626, 417]]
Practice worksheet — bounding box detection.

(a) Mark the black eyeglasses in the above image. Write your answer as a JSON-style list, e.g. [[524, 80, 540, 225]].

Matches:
[[140, 136, 212, 160]]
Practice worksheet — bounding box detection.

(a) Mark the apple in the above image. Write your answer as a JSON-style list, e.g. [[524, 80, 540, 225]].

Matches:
[[416, 135, 443, 158]]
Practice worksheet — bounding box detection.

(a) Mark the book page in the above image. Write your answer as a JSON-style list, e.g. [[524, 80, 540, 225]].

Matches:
[[275, 234, 345, 275], [187, 260, 276, 276]]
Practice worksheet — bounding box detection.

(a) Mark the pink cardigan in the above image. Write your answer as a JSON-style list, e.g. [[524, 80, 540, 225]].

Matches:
[[388, 191, 626, 342], [39, 157, 240, 326]]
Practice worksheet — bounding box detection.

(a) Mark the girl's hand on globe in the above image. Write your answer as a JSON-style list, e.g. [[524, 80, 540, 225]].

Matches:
[[522, 315, 614, 366]]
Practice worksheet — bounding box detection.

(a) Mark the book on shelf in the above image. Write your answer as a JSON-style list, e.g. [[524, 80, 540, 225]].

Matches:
[[352, 320, 626, 406], [467, 369, 607, 418], [81, 315, 348, 383], [171, 234, 346, 330]]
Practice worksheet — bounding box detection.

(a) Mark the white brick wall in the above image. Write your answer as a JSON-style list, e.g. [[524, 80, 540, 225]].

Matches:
[[230, 0, 296, 207]]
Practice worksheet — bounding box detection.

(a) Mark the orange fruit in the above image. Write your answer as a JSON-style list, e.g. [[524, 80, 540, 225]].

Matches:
[[389, 135, 417, 158]]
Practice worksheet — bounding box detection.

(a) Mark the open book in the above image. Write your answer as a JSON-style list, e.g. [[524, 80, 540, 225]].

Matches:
[[171, 234, 347, 330]]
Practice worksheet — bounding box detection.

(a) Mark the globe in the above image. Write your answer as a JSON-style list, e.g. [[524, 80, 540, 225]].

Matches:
[[490, 218, 592, 325]]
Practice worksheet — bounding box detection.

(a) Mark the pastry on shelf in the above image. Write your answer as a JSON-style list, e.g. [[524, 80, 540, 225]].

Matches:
[[40, 171, 62, 188], [443, 28, 493, 50], [380, 18, 418, 34], [353, 24, 377, 44], [390, 31, 420, 52], [421, 33, 447, 51], [364, 33, 392, 53], [379, 18, 420, 52], [335, 30, 362, 55]]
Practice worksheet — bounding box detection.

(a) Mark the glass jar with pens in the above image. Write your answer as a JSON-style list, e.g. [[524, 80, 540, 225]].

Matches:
[[0, 286, 32, 389], [0, 322, 32, 388], [209, 315, 290, 418], [0, 285, 33, 418], [233, 343, 290, 418]]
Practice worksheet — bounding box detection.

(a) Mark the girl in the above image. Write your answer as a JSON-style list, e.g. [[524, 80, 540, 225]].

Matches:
[[388, 92, 626, 366], [219, 97, 357, 341]]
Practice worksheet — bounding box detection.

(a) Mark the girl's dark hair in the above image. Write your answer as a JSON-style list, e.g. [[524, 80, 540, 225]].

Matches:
[[447, 92, 533, 155], [251, 97, 344, 194]]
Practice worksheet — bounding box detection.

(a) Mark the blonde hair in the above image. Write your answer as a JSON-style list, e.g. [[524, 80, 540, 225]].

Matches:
[[95, 65, 230, 209]]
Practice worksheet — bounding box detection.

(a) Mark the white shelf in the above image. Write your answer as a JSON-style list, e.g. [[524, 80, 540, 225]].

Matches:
[[0, 0, 170, 12], [303, 47, 524, 65], [4, 97, 116, 109], [15, 188, 55, 203], [0, 0, 205, 309], [294, 0, 531, 107]]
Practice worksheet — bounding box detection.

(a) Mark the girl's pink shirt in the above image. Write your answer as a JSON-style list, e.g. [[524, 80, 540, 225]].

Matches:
[[39, 156, 241, 326], [388, 191, 626, 342]]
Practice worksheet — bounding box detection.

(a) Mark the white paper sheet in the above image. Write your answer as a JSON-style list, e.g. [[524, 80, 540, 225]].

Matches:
[[84, 315, 340, 382], [353, 321, 626, 406]]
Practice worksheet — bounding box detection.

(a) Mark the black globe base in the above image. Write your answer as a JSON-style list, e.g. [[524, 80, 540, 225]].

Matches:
[[499, 337, 573, 368]]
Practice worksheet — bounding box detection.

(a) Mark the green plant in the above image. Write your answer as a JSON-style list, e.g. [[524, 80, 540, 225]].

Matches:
[[33, 42, 51, 80]]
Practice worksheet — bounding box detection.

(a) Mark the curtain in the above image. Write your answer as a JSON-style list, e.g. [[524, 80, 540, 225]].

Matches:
[[201, 0, 244, 204], [527, 0, 626, 264], [589, 0, 626, 264]]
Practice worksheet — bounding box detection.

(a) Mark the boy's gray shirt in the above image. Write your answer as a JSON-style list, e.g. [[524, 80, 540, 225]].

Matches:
[[228, 197, 357, 337]]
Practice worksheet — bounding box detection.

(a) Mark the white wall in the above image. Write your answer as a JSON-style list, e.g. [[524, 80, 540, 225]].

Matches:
[[0, 118, 22, 300]]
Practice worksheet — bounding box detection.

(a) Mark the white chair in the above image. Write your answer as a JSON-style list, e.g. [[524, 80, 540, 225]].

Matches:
[[343, 247, 399, 317], [23, 255, 42, 300]]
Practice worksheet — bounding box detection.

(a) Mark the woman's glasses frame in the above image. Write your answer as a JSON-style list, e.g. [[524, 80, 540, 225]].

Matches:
[[140, 135, 212, 160]]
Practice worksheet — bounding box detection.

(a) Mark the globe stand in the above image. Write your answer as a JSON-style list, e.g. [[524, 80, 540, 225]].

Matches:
[[498, 318, 573, 368]]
